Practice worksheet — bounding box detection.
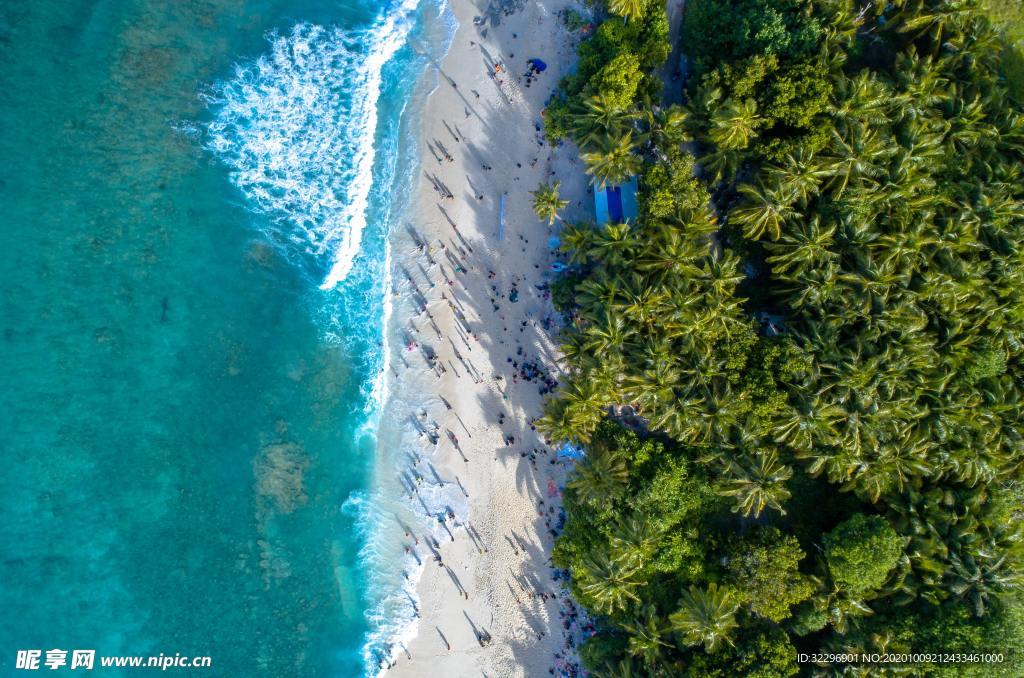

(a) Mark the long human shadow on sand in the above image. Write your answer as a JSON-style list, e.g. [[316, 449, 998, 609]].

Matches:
[[393, 1, 595, 667], [422, 182, 581, 671]]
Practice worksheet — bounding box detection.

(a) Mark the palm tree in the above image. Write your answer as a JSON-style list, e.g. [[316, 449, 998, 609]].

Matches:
[[572, 93, 637, 148], [717, 450, 794, 518], [896, 1, 973, 53], [559, 221, 599, 265], [575, 275, 624, 315], [821, 128, 889, 197], [537, 373, 614, 443], [730, 182, 795, 241], [821, 591, 874, 634], [774, 396, 844, 453], [530, 180, 568, 224], [948, 546, 1022, 617], [871, 225, 939, 276], [591, 222, 637, 267], [560, 378, 610, 441], [764, 216, 838, 275], [624, 356, 678, 412], [580, 550, 643, 615], [851, 441, 932, 503], [669, 583, 740, 652], [764, 149, 830, 206], [831, 71, 890, 138], [567, 444, 629, 504], [641, 105, 692, 148], [707, 98, 762, 151], [609, 517, 656, 570], [622, 605, 672, 667], [696, 250, 744, 298], [608, 0, 646, 22], [637, 228, 704, 282], [582, 132, 641, 188], [620, 283, 669, 329], [584, 309, 636, 355]]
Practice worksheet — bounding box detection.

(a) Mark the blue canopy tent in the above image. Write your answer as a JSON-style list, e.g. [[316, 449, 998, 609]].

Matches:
[[594, 177, 638, 225]]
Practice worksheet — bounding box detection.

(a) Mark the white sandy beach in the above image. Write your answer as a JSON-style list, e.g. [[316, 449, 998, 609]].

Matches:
[[383, 0, 592, 675]]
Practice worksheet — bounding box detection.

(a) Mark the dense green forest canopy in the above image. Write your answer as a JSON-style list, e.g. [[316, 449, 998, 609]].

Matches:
[[538, 0, 1024, 674], [978, 0, 1024, 94]]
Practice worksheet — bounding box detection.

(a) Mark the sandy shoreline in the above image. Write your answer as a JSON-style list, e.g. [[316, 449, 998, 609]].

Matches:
[[379, 0, 591, 675]]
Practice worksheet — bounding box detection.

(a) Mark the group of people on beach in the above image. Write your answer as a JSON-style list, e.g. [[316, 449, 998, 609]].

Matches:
[[375, 18, 588, 678]]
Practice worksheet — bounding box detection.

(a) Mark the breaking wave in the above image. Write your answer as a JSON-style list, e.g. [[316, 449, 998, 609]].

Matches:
[[202, 0, 456, 674], [204, 0, 421, 289]]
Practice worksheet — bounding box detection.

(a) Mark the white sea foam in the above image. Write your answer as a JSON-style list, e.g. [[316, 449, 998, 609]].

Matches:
[[203, 1, 458, 674], [204, 0, 422, 289], [345, 2, 461, 672], [343, 451, 470, 673], [350, 369, 472, 672]]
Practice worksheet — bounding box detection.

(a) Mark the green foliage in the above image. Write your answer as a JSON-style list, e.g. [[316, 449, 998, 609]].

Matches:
[[549, 270, 582, 311], [824, 514, 905, 596], [546, 6, 670, 148], [630, 455, 704, 528], [670, 583, 741, 652], [544, 0, 673, 193], [725, 527, 816, 622], [683, 0, 822, 68], [608, 0, 648, 22], [641, 146, 707, 220], [552, 422, 716, 614], [979, 0, 1024, 97], [691, 54, 833, 161], [560, 14, 669, 104], [530, 180, 568, 224], [826, 600, 1024, 675], [681, 626, 799, 677], [578, 632, 629, 674], [544, 0, 1024, 672], [763, 60, 831, 128], [594, 52, 643, 111], [963, 339, 1008, 384], [790, 604, 829, 636], [542, 99, 574, 143]]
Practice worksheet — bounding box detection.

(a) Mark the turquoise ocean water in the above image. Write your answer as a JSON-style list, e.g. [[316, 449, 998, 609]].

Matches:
[[0, 0, 450, 674]]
